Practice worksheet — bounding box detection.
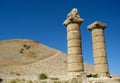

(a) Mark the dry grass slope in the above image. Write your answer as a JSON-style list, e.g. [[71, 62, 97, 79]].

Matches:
[[0, 39, 94, 80]]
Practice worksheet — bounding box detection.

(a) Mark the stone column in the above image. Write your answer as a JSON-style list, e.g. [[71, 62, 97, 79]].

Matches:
[[63, 8, 84, 78], [88, 21, 109, 77]]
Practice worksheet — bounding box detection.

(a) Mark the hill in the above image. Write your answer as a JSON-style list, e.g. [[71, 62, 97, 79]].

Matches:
[[0, 39, 94, 80]]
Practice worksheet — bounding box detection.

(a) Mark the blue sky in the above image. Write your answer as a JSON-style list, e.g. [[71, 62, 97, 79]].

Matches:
[[0, 0, 120, 76]]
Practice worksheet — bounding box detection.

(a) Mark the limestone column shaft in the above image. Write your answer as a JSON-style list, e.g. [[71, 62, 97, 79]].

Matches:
[[63, 8, 84, 78], [88, 21, 109, 77]]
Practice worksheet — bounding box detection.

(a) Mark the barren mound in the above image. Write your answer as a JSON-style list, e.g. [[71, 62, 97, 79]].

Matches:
[[0, 39, 93, 79], [0, 39, 57, 66]]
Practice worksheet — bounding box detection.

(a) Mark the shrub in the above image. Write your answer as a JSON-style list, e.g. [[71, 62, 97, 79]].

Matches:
[[20, 48, 24, 53], [23, 44, 31, 49], [86, 74, 92, 78], [64, 61, 67, 63], [92, 74, 98, 78], [0, 78, 3, 83], [38, 73, 48, 80]]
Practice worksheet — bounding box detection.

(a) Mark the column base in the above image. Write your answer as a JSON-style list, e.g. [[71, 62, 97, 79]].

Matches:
[[68, 71, 86, 79], [98, 72, 110, 77]]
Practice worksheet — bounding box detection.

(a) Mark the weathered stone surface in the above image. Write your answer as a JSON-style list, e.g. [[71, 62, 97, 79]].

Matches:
[[67, 23, 80, 32], [88, 21, 109, 77], [68, 39, 81, 47], [88, 21, 106, 30], [91, 28, 104, 37], [63, 8, 84, 78], [68, 72, 85, 78], [63, 8, 83, 26], [93, 42, 105, 50], [95, 64, 109, 73], [94, 57, 108, 64], [68, 63, 84, 72], [97, 72, 109, 77], [93, 48, 107, 58], [68, 54, 83, 63], [67, 31, 80, 40], [68, 47, 82, 55], [92, 36, 104, 44]]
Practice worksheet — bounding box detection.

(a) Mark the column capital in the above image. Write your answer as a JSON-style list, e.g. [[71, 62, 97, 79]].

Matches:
[[88, 21, 107, 31], [63, 8, 84, 26]]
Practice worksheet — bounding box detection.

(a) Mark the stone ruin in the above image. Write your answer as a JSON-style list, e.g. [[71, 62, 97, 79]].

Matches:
[[63, 8, 109, 79]]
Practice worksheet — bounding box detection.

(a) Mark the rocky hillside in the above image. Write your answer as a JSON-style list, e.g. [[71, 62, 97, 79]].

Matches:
[[0, 39, 94, 80]]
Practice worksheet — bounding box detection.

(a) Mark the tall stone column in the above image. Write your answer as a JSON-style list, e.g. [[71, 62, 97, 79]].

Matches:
[[88, 21, 109, 77], [63, 8, 84, 78]]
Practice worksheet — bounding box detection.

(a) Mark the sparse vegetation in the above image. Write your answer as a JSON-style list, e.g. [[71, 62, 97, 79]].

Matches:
[[10, 72, 21, 76], [86, 74, 92, 78], [23, 44, 31, 49], [20, 48, 24, 53], [64, 61, 67, 63], [92, 74, 98, 78], [10, 80, 17, 83], [10, 79, 19, 83], [0, 39, 105, 82], [53, 81, 61, 83], [9, 78, 26, 83], [0, 78, 3, 83], [50, 77, 59, 80], [38, 73, 48, 80], [20, 44, 31, 54]]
